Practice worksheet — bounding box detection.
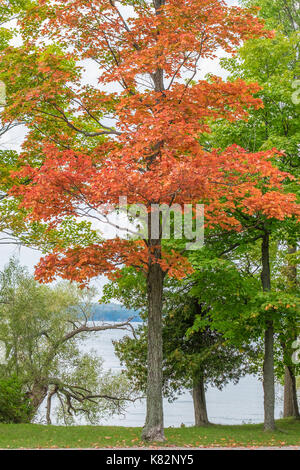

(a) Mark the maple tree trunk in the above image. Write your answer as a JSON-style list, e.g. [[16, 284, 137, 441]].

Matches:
[[192, 377, 209, 426], [141, 0, 166, 442], [263, 321, 275, 430], [142, 258, 165, 441], [261, 232, 275, 431], [283, 366, 300, 419]]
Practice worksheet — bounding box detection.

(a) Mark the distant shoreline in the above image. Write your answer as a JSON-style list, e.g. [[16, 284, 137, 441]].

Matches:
[[91, 303, 142, 322]]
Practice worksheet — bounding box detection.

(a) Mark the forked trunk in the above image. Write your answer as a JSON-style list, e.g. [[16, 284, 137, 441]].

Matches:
[[28, 382, 48, 419], [192, 377, 209, 426], [261, 232, 275, 431], [142, 260, 165, 441]]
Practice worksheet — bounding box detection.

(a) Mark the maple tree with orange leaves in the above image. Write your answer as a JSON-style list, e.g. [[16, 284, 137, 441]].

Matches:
[[1, 0, 299, 439]]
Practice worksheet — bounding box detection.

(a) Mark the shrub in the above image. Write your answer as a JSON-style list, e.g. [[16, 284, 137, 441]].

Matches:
[[0, 376, 32, 423]]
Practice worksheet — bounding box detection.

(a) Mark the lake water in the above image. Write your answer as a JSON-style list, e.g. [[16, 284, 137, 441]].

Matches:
[[78, 322, 282, 427]]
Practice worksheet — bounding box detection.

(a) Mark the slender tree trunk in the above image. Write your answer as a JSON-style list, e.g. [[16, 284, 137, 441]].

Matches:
[[261, 232, 276, 431], [263, 320, 275, 430], [142, 259, 165, 441], [283, 245, 300, 419], [283, 366, 300, 419], [46, 385, 58, 425], [192, 377, 209, 426]]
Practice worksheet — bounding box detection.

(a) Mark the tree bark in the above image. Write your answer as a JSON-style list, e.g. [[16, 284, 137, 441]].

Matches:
[[46, 385, 58, 425], [142, 1, 166, 440], [283, 365, 300, 419], [192, 377, 209, 426], [283, 245, 300, 419], [261, 232, 276, 431], [142, 259, 165, 441], [28, 381, 48, 418], [263, 320, 275, 430]]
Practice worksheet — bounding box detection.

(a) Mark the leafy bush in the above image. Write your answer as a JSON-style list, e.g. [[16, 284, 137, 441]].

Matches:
[[0, 376, 32, 423]]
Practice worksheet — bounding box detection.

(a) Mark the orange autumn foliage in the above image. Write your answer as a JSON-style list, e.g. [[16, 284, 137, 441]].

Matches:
[[2, 0, 298, 284]]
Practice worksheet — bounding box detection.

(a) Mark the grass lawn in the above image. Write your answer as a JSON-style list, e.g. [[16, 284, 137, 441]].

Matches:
[[0, 418, 299, 449]]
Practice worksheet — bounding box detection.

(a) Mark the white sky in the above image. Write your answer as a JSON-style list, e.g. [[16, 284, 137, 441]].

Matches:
[[0, 0, 240, 284]]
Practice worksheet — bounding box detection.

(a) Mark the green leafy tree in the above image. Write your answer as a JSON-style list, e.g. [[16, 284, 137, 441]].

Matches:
[[196, 0, 300, 429], [0, 259, 137, 424], [189, 241, 300, 420], [103, 270, 253, 426]]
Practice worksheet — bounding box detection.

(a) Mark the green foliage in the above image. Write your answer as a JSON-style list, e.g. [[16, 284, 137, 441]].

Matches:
[[208, 0, 300, 184], [0, 258, 136, 424], [242, 0, 299, 35], [188, 242, 300, 381], [102, 267, 147, 315], [104, 267, 253, 400], [0, 1, 33, 50], [0, 375, 32, 423], [195, 0, 300, 387]]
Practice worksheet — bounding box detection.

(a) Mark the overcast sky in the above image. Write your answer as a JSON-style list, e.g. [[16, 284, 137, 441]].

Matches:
[[0, 0, 240, 289]]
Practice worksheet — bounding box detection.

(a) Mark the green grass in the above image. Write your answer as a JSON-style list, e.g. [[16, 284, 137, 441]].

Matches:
[[0, 419, 299, 448]]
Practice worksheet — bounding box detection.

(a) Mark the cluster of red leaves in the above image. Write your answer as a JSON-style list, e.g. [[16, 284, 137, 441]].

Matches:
[[35, 240, 194, 286], [12, 143, 298, 223], [33, 0, 272, 84], [11, 139, 299, 282]]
